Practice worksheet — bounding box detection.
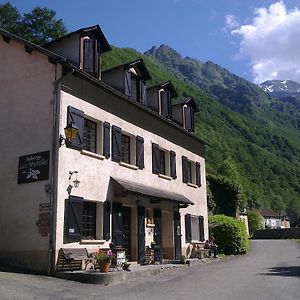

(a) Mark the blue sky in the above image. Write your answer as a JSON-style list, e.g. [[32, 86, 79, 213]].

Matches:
[[3, 1, 300, 83]]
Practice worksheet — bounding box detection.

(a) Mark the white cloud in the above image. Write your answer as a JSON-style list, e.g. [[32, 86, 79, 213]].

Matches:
[[223, 14, 239, 32], [232, 1, 300, 83]]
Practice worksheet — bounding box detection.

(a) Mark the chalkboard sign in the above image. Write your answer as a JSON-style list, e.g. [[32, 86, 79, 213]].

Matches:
[[18, 151, 50, 184]]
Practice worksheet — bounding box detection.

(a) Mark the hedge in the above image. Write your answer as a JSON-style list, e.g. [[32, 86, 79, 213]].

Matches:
[[209, 214, 249, 255]]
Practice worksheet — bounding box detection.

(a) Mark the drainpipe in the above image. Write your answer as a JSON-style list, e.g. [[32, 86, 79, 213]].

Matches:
[[49, 65, 74, 275]]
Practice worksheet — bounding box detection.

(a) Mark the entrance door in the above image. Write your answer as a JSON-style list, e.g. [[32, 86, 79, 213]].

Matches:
[[112, 202, 123, 247], [174, 211, 182, 260], [137, 206, 145, 263], [154, 208, 162, 248], [122, 206, 131, 260]]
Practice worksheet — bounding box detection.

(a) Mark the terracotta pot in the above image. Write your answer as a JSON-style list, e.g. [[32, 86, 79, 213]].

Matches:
[[98, 261, 111, 273]]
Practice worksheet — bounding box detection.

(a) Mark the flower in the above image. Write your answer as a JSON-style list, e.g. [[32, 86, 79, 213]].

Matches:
[[93, 250, 114, 262]]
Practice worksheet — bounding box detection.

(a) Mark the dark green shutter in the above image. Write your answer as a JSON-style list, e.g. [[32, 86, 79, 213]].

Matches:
[[67, 106, 84, 150], [182, 156, 188, 183], [103, 121, 110, 159], [124, 70, 131, 97], [185, 213, 192, 243], [161, 90, 171, 118], [154, 209, 162, 248], [196, 162, 201, 187], [66, 196, 83, 241], [170, 150, 177, 179], [103, 201, 111, 241], [136, 136, 144, 169], [199, 216, 205, 242], [152, 143, 160, 174], [112, 125, 122, 162], [184, 106, 194, 131], [83, 39, 98, 76]]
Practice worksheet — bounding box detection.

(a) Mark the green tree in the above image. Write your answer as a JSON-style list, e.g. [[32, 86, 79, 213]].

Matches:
[[247, 210, 264, 236], [0, 2, 21, 33], [0, 2, 67, 44]]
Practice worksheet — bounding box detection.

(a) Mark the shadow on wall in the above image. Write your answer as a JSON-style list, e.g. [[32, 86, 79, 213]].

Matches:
[[260, 266, 300, 278]]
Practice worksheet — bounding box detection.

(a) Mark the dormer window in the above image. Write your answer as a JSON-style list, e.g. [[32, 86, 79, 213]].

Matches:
[[125, 69, 146, 104], [183, 105, 194, 132], [160, 90, 172, 118]]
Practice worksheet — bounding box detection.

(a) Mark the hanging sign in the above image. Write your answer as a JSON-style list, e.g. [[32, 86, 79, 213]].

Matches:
[[17, 151, 50, 184]]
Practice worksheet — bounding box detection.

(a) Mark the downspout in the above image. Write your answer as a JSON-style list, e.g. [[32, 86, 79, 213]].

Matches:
[[49, 65, 74, 275]]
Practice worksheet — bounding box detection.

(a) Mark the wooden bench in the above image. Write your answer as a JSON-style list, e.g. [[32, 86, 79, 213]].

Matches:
[[56, 248, 96, 272]]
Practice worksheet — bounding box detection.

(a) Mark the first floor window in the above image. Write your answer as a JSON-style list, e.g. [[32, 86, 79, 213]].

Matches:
[[121, 134, 131, 164], [159, 149, 166, 175], [83, 118, 97, 153], [191, 215, 199, 241], [187, 161, 192, 183], [82, 201, 96, 239]]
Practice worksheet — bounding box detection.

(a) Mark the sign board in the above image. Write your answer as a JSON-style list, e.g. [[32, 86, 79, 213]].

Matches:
[[116, 251, 126, 265], [17, 151, 50, 184]]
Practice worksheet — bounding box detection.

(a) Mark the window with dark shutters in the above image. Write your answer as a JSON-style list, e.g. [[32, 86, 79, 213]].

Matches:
[[67, 106, 84, 150], [124, 70, 132, 97], [199, 216, 205, 242], [112, 125, 122, 162], [103, 201, 111, 241], [184, 106, 194, 132], [152, 143, 160, 174], [103, 122, 110, 159], [159, 149, 166, 175], [136, 136, 144, 169], [196, 162, 201, 187], [66, 196, 83, 241], [185, 214, 192, 243], [161, 90, 171, 118], [182, 156, 188, 183], [170, 150, 177, 179], [83, 39, 98, 77]]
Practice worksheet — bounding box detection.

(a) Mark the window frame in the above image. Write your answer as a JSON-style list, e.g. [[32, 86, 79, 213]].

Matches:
[[121, 133, 131, 164], [82, 201, 97, 240], [83, 118, 97, 153]]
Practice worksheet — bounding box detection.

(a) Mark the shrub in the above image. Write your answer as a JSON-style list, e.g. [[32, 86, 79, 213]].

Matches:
[[209, 214, 249, 255], [247, 210, 264, 236]]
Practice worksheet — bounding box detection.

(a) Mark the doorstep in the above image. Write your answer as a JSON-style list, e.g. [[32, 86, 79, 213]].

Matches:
[[54, 263, 187, 285]]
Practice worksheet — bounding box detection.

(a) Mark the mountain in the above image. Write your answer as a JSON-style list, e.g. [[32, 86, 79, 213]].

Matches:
[[102, 46, 300, 215], [260, 80, 300, 98], [145, 45, 270, 115]]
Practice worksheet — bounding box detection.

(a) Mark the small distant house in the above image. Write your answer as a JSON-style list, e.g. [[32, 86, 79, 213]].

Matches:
[[260, 209, 282, 229]]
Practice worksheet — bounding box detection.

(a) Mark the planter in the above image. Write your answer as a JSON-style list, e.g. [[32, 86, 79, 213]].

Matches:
[[98, 261, 111, 273]]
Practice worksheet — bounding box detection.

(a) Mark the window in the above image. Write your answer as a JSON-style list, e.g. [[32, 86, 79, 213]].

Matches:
[[65, 196, 99, 242], [124, 70, 146, 104], [83, 118, 97, 153], [159, 149, 166, 175], [112, 125, 144, 169], [182, 156, 201, 187], [131, 74, 140, 102], [121, 134, 131, 164], [82, 201, 96, 240], [185, 214, 205, 242], [81, 38, 99, 78]]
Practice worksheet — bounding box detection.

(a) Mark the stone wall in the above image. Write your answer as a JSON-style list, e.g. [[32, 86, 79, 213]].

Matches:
[[253, 228, 300, 239]]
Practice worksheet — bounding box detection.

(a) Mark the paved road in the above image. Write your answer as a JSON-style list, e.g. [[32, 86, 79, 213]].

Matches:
[[0, 240, 299, 300]]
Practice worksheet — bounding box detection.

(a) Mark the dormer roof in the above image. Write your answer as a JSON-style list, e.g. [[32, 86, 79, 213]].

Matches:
[[102, 59, 151, 81], [43, 25, 111, 53], [172, 97, 199, 112], [147, 80, 177, 97]]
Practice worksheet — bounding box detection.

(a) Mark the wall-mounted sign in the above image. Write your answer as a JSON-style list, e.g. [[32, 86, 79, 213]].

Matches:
[[18, 151, 50, 184]]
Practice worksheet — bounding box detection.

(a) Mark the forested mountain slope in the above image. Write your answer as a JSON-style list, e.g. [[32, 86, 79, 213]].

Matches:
[[102, 46, 300, 214]]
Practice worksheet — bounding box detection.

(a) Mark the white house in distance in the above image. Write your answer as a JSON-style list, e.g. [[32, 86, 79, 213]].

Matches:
[[0, 25, 209, 274]]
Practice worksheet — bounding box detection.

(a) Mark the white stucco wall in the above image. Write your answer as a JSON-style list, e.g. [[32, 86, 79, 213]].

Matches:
[[0, 37, 58, 272]]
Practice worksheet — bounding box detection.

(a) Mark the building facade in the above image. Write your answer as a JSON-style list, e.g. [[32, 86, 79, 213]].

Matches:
[[0, 25, 209, 274]]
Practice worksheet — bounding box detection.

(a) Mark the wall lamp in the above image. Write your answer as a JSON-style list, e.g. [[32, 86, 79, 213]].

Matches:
[[59, 122, 79, 147], [69, 171, 80, 188]]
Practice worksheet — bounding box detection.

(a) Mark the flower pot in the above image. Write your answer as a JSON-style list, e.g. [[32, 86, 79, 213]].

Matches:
[[98, 260, 111, 273]]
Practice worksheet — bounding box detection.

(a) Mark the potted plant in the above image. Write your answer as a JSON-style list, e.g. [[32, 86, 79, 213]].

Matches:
[[94, 250, 114, 273]]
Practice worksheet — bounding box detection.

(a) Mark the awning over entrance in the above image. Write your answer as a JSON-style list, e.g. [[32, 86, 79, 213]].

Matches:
[[111, 177, 194, 207]]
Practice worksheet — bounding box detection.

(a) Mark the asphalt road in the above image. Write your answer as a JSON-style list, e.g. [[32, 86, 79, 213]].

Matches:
[[0, 240, 299, 300]]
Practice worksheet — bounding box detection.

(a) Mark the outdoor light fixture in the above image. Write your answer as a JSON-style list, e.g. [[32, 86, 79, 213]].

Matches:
[[69, 171, 80, 188], [59, 122, 79, 146]]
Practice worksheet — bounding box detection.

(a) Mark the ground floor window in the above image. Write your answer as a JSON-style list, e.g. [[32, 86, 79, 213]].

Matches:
[[82, 201, 96, 239]]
